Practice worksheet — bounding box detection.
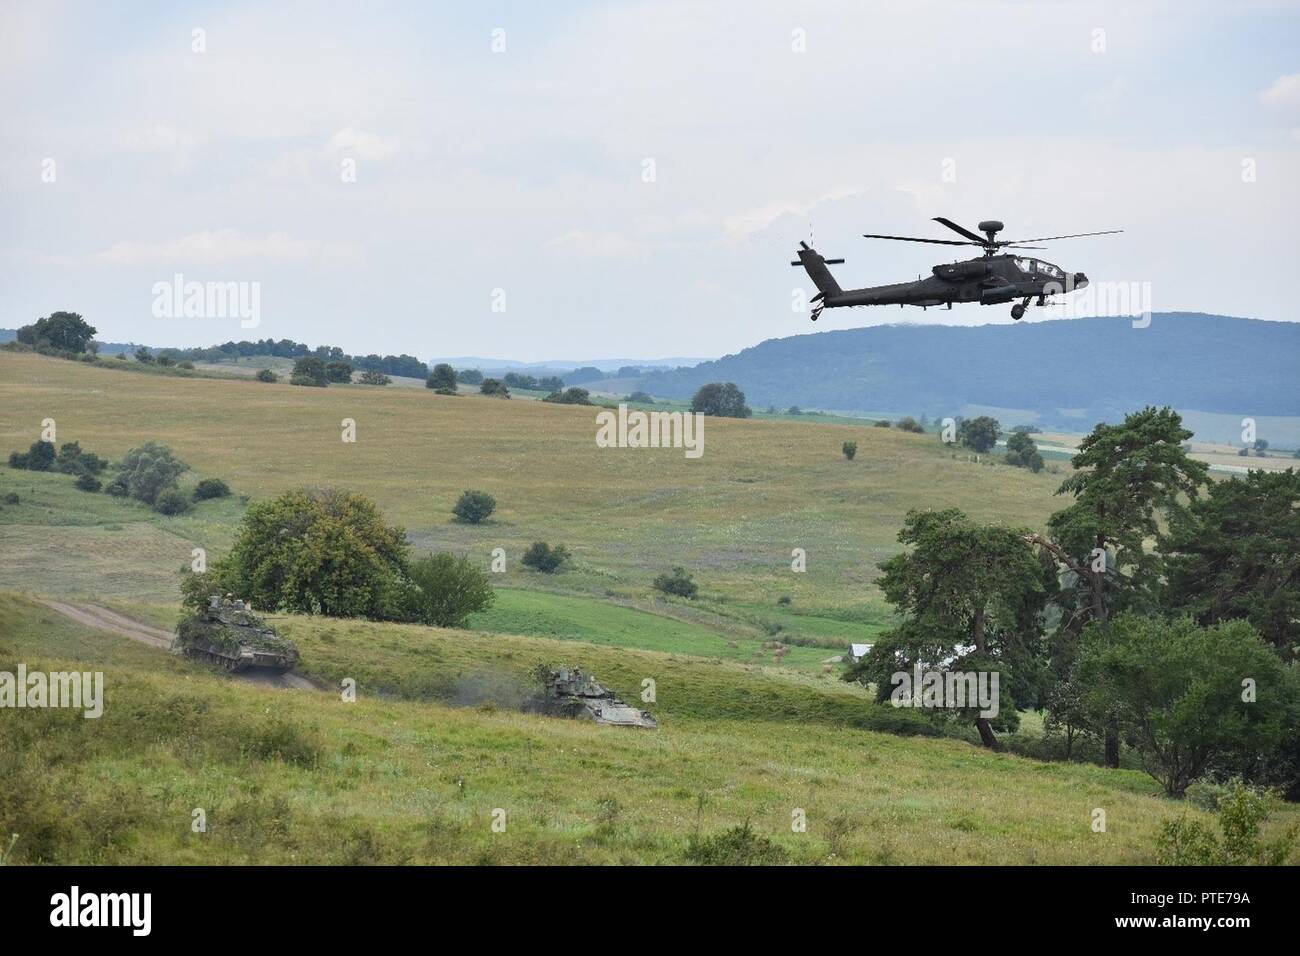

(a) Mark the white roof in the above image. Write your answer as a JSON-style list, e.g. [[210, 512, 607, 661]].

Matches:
[[850, 643, 873, 658]]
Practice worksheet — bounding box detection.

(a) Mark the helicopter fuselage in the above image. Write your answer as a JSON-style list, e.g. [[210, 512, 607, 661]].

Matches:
[[828, 254, 1087, 309]]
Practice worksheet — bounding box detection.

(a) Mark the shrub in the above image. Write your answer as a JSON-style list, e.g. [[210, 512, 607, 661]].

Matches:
[[874, 419, 891, 427], [156, 354, 176, 367], [685, 821, 787, 866], [193, 478, 232, 501], [74, 473, 101, 493], [897, 416, 925, 433], [426, 364, 458, 391], [480, 378, 510, 398], [104, 476, 129, 497], [290, 356, 329, 387], [542, 387, 592, 405], [626, 391, 654, 404], [324, 361, 353, 383], [1005, 430, 1044, 471], [403, 552, 495, 627], [1, 492, 18, 505], [653, 566, 698, 599], [177, 360, 195, 370], [452, 490, 496, 524], [8, 440, 55, 471], [154, 487, 192, 516], [56, 441, 106, 476], [690, 382, 751, 418], [521, 542, 571, 573], [134, 346, 153, 363], [1155, 782, 1296, 865], [256, 368, 278, 383], [842, 441, 857, 460], [115, 441, 189, 505], [358, 369, 391, 386], [777, 595, 792, 606]]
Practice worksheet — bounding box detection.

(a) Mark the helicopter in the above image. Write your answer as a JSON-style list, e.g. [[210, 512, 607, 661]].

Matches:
[[792, 217, 1121, 321]]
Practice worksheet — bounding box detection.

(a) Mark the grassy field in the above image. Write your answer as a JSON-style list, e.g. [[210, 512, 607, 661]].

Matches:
[[8, 591, 1288, 865], [0, 349, 1065, 612]]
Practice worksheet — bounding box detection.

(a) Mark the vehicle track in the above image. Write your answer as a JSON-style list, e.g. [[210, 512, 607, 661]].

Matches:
[[39, 599, 318, 690]]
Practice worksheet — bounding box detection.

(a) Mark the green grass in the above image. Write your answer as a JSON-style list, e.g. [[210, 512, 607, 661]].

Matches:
[[9, 591, 1288, 865]]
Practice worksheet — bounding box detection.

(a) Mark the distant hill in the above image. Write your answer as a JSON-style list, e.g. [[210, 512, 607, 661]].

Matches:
[[640, 313, 1300, 437]]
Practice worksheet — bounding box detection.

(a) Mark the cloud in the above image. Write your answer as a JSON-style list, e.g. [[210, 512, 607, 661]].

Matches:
[[724, 188, 867, 240], [324, 127, 400, 161], [86, 230, 356, 267], [1260, 72, 1300, 106]]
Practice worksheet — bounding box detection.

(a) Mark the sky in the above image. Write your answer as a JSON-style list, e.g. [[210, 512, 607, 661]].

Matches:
[[3, 0, 1299, 362]]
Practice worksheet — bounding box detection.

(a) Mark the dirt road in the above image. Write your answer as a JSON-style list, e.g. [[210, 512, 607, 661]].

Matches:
[[39, 599, 318, 690]]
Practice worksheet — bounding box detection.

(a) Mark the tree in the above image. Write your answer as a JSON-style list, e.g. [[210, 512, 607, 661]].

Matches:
[[457, 368, 484, 385], [844, 508, 1048, 749], [626, 391, 654, 404], [219, 487, 410, 619], [957, 416, 1000, 453], [842, 441, 857, 460], [690, 382, 751, 418], [521, 541, 571, 573], [193, 478, 232, 501], [256, 368, 278, 383], [1161, 469, 1300, 659], [8, 440, 56, 471], [134, 346, 154, 364], [427, 363, 458, 391], [154, 487, 192, 516], [896, 416, 925, 434], [324, 361, 353, 383], [653, 566, 698, 598], [115, 441, 189, 504], [290, 356, 329, 386], [1005, 430, 1044, 472], [357, 369, 391, 386], [542, 387, 592, 405], [452, 489, 496, 524], [16, 312, 97, 353], [480, 378, 510, 398], [537, 376, 564, 391], [403, 552, 495, 627], [1033, 406, 1209, 766], [1077, 614, 1288, 797]]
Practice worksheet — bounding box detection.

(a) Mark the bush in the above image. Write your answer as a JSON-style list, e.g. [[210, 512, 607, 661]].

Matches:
[[690, 382, 751, 418], [874, 419, 891, 427], [156, 354, 176, 367], [897, 416, 925, 433], [452, 490, 496, 524], [358, 369, 391, 386], [154, 487, 192, 516], [426, 364, 458, 391], [521, 542, 571, 573], [403, 552, 495, 627], [653, 566, 698, 599], [115, 441, 189, 505], [193, 478, 232, 501], [8, 440, 55, 471], [56, 441, 106, 476], [256, 368, 278, 383], [74, 473, 101, 493], [104, 476, 129, 497], [177, 360, 195, 370], [1005, 430, 1044, 471], [542, 387, 592, 405], [1, 492, 18, 505], [626, 391, 654, 404], [480, 378, 510, 398], [1155, 782, 1296, 865], [842, 441, 857, 460], [684, 821, 787, 866], [134, 346, 153, 363], [290, 356, 329, 387], [324, 361, 353, 383]]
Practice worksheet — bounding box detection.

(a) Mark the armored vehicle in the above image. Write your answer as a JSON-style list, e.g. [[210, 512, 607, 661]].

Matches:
[[174, 595, 300, 673], [538, 666, 657, 728]]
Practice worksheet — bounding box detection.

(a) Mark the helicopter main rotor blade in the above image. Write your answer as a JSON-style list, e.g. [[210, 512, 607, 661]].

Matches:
[[862, 233, 976, 246], [931, 217, 989, 244], [999, 244, 1046, 250], [1002, 229, 1123, 243]]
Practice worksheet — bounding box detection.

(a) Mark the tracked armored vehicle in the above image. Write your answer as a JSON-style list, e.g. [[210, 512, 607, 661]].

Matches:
[[538, 666, 657, 728], [174, 595, 300, 673]]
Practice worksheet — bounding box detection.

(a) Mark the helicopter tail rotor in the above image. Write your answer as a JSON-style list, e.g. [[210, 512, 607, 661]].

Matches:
[[791, 241, 843, 320]]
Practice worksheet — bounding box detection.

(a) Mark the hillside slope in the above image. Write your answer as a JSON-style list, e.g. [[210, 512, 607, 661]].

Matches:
[[641, 313, 1300, 432]]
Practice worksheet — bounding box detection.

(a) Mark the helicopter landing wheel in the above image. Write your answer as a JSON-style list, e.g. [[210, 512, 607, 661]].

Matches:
[[1010, 303, 1026, 320]]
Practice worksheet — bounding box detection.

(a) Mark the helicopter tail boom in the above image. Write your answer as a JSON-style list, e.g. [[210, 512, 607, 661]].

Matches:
[[790, 242, 844, 306]]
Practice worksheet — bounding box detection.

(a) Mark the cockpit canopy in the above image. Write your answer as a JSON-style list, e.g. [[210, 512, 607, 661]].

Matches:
[[1014, 258, 1065, 279]]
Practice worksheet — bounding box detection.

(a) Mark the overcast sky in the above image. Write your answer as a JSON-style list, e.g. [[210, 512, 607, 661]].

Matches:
[[3, 0, 1298, 361]]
